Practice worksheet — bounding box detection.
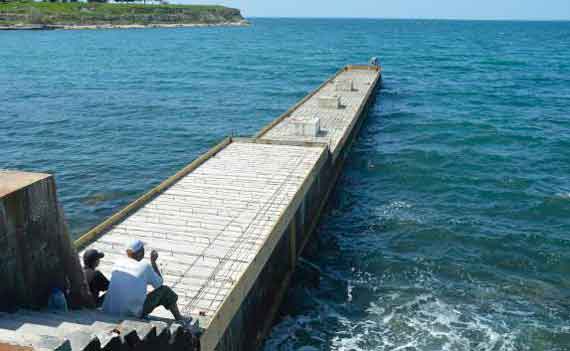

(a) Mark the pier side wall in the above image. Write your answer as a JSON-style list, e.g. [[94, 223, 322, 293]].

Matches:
[[213, 218, 294, 351]]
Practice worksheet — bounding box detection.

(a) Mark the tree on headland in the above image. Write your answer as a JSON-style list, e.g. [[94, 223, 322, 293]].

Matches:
[[38, 0, 108, 2], [30, 0, 166, 4]]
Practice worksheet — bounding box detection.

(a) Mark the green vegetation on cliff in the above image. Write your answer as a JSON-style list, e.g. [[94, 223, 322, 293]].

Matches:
[[0, 1, 245, 26]]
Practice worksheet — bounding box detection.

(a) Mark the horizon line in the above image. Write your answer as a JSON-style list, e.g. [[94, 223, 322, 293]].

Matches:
[[243, 16, 570, 22]]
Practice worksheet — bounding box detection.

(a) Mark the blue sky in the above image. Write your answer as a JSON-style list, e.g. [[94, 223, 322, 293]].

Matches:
[[201, 0, 570, 20]]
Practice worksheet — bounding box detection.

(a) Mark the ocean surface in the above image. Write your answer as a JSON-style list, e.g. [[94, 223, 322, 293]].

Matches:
[[2, 18, 570, 350]]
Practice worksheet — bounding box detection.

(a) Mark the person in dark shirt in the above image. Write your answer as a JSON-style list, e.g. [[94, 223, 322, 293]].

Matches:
[[83, 249, 109, 307]]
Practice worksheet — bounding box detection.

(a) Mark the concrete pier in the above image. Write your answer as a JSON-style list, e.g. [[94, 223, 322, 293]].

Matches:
[[258, 66, 380, 159], [0, 64, 381, 351]]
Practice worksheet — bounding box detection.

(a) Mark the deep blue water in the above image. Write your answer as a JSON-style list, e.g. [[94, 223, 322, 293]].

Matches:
[[2, 18, 570, 350]]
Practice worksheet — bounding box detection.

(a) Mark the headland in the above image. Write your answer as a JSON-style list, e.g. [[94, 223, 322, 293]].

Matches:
[[0, 2, 248, 30]]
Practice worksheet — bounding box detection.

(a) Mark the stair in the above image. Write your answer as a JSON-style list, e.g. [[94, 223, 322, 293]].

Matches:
[[0, 310, 199, 351]]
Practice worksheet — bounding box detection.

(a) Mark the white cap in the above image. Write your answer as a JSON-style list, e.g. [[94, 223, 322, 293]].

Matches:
[[126, 239, 145, 253]]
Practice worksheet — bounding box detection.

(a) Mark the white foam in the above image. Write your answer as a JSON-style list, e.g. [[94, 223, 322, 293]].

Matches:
[[555, 192, 570, 200]]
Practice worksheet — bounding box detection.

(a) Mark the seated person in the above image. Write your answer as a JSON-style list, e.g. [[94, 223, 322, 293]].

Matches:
[[102, 239, 184, 321], [83, 249, 109, 306]]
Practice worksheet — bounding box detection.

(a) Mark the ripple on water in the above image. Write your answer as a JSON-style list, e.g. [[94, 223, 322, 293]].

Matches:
[[263, 20, 570, 351], [1, 18, 570, 351]]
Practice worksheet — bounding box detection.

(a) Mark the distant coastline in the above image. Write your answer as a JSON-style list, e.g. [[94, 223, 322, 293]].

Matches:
[[0, 21, 249, 31], [0, 2, 248, 30]]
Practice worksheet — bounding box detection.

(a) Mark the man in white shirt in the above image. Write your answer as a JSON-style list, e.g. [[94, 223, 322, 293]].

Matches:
[[102, 239, 184, 321]]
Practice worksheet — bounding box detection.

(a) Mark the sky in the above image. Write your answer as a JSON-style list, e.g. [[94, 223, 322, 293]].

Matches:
[[196, 0, 570, 21]]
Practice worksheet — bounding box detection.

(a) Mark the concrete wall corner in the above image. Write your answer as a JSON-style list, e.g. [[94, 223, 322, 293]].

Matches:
[[0, 171, 88, 311]]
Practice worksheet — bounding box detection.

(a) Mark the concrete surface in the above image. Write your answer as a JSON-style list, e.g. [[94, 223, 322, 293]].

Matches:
[[0, 171, 50, 199]]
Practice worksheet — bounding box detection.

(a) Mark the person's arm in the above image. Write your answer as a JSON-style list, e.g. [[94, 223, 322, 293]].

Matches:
[[82, 269, 97, 308], [147, 250, 164, 289], [150, 250, 162, 278], [94, 271, 110, 292]]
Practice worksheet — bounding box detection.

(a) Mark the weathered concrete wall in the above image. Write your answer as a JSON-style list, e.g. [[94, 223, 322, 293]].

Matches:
[[0, 171, 87, 312]]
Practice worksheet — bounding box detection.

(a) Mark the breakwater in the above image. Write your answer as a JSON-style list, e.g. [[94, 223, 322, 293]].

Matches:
[[0, 64, 381, 351]]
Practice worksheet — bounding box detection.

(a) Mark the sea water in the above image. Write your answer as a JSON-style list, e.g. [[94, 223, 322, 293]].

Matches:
[[1, 18, 569, 350]]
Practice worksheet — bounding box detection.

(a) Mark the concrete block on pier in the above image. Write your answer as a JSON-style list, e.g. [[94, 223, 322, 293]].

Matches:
[[318, 95, 341, 109], [289, 117, 321, 137], [335, 79, 355, 92]]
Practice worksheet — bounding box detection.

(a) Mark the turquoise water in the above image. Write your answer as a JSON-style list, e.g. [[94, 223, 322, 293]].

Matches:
[[2, 19, 570, 350]]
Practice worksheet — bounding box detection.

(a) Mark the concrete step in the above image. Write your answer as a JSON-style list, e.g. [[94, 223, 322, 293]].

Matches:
[[90, 321, 121, 332], [0, 309, 197, 351], [1, 310, 131, 331], [0, 310, 118, 350], [0, 328, 71, 351], [0, 312, 59, 336], [33, 310, 124, 325], [2, 310, 89, 336]]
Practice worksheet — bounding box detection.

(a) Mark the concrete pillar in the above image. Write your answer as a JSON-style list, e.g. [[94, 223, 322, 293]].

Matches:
[[0, 170, 90, 312], [318, 95, 342, 109], [289, 117, 321, 137], [335, 79, 355, 92]]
